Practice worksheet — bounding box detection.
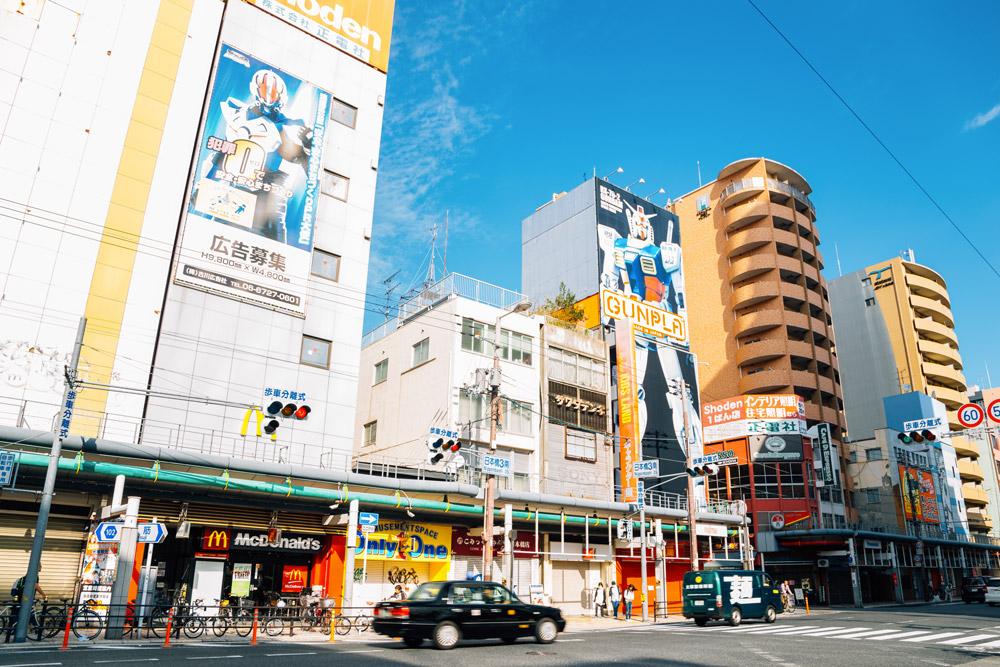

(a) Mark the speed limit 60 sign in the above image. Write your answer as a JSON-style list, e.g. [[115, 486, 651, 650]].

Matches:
[[957, 403, 985, 428], [988, 398, 1000, 425]]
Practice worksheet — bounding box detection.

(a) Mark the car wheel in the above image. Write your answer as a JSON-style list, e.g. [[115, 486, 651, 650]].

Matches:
[[535, 617, 558, 644], [433, 622, 461, 650], [764, 606, 776, 624], [403, 636, 423, 648], [727, 607, 742, 627], [694, 618, 708, 627]]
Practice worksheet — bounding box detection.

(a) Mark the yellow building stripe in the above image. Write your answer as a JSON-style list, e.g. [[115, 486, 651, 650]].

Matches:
[[74, 0, 194, 435]]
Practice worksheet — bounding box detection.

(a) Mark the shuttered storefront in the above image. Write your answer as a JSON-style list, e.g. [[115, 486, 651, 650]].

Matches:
[[550, 561, 589, 614], [0, 513, 88, 600]]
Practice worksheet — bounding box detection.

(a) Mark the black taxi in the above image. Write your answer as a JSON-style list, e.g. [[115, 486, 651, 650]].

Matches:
[[372, 580, 566, 649]]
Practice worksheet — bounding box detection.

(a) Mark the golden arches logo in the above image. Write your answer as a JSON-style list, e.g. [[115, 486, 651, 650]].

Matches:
[[286, 568, 305, 583], [204, 530, 229, 549]]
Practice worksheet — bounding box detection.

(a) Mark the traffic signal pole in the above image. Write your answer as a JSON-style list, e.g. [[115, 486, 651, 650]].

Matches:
[[683, 379, 699, 572], [15, 317, 85, 643]]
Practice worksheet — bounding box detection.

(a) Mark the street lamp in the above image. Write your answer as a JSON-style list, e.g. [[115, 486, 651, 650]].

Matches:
[[603, 166, 624, 181], [644, 187, 666, 202], [624, 177, 645, 192], [482, 299, 532, 582]]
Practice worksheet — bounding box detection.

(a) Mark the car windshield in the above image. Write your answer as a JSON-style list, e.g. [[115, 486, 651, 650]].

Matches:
[[988, 578, 1000, 587], [407, 582, 445, 601]]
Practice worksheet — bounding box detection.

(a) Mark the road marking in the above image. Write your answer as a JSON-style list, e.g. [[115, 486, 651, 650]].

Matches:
[[868, 630, 932, 641], [94, 660, 161, 664], [555, 639, 584, 642], [938, 634, 997, 645], [902, 632, 964, 643], [839, 629, 904, 640], [264, 653, 317, 657], [778, 626, 844, 636], [971, 638, 1000, 649], [340, 650, 385, 654], [791, 627, 870, 638], [185, 657, 243, 661], [0, 663, 62, 667], [735, 626, 817, 635], [723, 624, 795, 633]]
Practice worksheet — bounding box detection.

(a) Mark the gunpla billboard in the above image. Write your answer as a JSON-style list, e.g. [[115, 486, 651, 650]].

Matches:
[[174, 44, 331, 316]]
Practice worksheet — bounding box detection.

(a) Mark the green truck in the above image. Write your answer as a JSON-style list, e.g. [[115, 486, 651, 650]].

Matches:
[[682, 570, 784, 627]]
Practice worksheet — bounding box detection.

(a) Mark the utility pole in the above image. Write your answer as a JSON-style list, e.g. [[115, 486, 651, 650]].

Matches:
[[639, 499, 648, 622], [15, 317, 85, 642], [682, 379, 699, 572], [343, 499, 359, 609], [482, 348, 500, 581]]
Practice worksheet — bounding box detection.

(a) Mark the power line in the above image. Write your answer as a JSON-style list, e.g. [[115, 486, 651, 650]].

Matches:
[[745, 0, 1000, 280]]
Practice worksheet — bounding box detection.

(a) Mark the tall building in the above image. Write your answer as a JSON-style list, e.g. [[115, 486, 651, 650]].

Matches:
[[968, 387, 1000, 537], [0, 0, 393, 467], [829, 253, 989, 533]]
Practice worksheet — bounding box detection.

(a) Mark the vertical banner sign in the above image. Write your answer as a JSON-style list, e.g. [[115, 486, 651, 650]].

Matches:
[[596, 178, 700, 495], [231, 563, 252, 597], [817, 423, 834, 486], [174, 45, 331, 316], [616, 318, 640, 503]]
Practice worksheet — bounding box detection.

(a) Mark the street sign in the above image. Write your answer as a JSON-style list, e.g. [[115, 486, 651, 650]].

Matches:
[[96, 522, 124, 543], [358, 512, 379, 528], [482, 453, 512, 478], [636, 481, 645, 510], [957, 403, 985, 428], [0, 449, 18, 487], [902, 417, 943, 432], [633, 459, 659, 479], [137, 522, 168, 544], [988, 398, 1000, 425], [693, 450, 737, 467], [616, 518, 633, 542]]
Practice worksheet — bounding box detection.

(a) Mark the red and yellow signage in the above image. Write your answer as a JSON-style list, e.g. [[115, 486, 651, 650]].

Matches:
[[201, 528, 231, 552], [616, 318, 640, 503], [899, 466, 940, 524], [281, 564, 308, 592], [357, 521, 452, 562], [247, 0, 395, 73]]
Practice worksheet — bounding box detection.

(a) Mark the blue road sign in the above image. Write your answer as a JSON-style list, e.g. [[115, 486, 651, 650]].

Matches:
[[137, 522, 168, 544], [359, 512, 379, 528], [96, 522, 124, 542], [0, 450, 18, 487]]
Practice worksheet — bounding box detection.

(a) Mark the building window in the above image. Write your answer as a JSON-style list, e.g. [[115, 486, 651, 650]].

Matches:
[[753, 463, 779, 498], [504, 399, 533, 436], [461, 318, 494, 354], [330, 97, 357, 128], [728, 464, 751, 501], [777, 463, 804, 498], [363, 421, 377, 447], [459, 389, 488, 425], [412, 338, 430, 366], [549, 347, 605, 391], [311, 249, 341, 281], [321, 170, 349, 201], [373, 359, 388, 385], [865, 447, 883, 461], [300, 335, 331, 368], [499, 330, 533, 366], [866, 488, 881, 504], [565, 428, 597, 462], [864, 297, 876, 307]]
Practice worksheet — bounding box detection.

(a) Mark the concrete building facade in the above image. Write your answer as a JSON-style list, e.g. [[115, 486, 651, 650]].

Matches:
[[968, 387, 1000, 537]]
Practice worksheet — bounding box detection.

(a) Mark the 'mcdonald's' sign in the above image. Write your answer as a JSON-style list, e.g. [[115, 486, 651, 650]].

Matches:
[[356, 521, 452, 562]]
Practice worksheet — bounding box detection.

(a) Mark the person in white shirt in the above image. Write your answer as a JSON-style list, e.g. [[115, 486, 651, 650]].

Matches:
[[608, 581, 621, 619], [593, 582, 606, 617], [623, 584, 635, 620]]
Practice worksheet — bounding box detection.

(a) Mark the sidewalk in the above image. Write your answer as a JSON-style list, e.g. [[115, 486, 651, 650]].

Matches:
[[563, 614, 673, 631]]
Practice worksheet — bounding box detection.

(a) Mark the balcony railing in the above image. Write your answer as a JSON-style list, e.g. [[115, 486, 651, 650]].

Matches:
[[765, 177, 815, 217]]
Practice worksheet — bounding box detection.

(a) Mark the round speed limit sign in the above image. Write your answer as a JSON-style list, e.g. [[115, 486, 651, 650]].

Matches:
[[957, 402, 985, 428], [988, 398, 1000, 425]]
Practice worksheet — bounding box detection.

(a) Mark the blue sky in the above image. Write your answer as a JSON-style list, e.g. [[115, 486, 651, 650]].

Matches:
[[366, 0, 1000, 389]]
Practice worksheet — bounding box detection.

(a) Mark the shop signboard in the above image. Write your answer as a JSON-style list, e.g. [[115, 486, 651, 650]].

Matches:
[[702, 394, 806, 444], [215, 529, 324, 552], [451, 526, 536, 557], [815, 422, 835, 486], [174, 44, 331, 316], [549, 541, 613, 562], [201, 528, 232, 552], [281, 564, 308, 593], [231, 563, 252, 598], [899, 466, 940, 524], [357, 521, 452, 562], [749, 433, 803, 462]]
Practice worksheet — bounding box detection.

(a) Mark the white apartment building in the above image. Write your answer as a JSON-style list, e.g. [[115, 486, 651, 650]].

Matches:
[[355, 273, 615, 500], [0, 0, 393, 468]]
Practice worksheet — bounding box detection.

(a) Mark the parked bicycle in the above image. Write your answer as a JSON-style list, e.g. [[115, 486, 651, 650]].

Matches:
[[0, 599, 108, 642]]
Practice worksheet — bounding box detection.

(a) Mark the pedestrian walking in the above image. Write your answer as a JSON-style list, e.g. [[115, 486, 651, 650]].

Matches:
[[623, 584, 635, 620], [593, 582, 606, 617], [609, 581, 621, 619]]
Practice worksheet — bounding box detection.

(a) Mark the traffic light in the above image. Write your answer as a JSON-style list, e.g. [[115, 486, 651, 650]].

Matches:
[[427, 436, 462, 465], [686, 463, 719, 477], [262, 400, 311, 437], [898, 429, 936, 444], [921, 429, 936, 442]]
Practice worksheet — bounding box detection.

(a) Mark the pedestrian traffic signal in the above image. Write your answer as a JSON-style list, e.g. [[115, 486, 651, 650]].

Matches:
[[686, 463, 719, 477], [898, 429, 936, 444], [920, 429, 936, 441], [427, 436, 462, 465]]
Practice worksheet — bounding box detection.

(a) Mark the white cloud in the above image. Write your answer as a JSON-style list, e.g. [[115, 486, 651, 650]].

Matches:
[[965, 102, 1000, 130]]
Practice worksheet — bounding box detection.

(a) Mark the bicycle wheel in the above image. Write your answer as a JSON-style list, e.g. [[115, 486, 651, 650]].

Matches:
[[41, 608, 66, 638], [148, 608, 169, 638], [183, 616, 206, 639], [0, 606, 12, 634], [263, 616, 284, 637], [72, 609, 103, 641], [353, 615, 371, 633], [334, 615, 351, 636], [210, 615, 229, 637], [233, 611, 253, 638]]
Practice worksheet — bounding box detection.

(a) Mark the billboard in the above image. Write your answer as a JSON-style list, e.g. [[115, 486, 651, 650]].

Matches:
[[749, 433, 803, 462], [247, 0, 395, 74], [702, 394, 806, 444], [596, 179, 687, 348], [174, 44, 331, 316], [899, 466, 940, 524]]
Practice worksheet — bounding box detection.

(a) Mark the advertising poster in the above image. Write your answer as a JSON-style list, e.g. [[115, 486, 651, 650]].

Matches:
[[357, 521, 452, 562], [596, 179, 688, 348], [750, 433, 803, 462], [899, 466, 940, 524], [174, 44, 331, 316], [702, 394, 806, 444], [281, 564, 308, 592], [231, 563, 252, 597], [615, 319, 641, 503], [78, 533, 118, 612]]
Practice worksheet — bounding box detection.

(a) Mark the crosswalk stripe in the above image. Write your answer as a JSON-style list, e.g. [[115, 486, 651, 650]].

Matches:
[[868, 630, 931, 641], [731, 625, 817, 635], [722, 625, 782, 633], [902, 632, 964, 643], [938, 634, 997, 645], [972, 638, 1000, 649], [793, 627, 870, 638], [778, 626, 844, 636], [840, 629, 906, 639]]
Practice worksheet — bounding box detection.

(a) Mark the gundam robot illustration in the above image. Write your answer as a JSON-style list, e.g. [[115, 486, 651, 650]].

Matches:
[[199, 69, 313, 243]]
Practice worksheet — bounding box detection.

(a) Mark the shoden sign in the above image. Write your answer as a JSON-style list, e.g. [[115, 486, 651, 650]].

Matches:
[[357, 521, 452, 562], [600, 288, 687, 344]]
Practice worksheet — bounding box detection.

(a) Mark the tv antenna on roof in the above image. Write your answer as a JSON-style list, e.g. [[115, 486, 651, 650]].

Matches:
[[381, 270, 401, 320]]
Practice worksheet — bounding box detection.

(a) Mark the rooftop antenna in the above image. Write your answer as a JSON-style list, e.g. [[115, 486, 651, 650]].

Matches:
[[443, 210, 449, 277], [835, 243, 843, 277], [425, 222, 438, 286], [381, 270, 401, 320], [697, 160, 702, 187]]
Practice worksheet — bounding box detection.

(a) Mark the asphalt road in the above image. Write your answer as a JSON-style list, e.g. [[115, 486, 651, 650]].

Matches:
[[2, 603, 1000, 666]]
